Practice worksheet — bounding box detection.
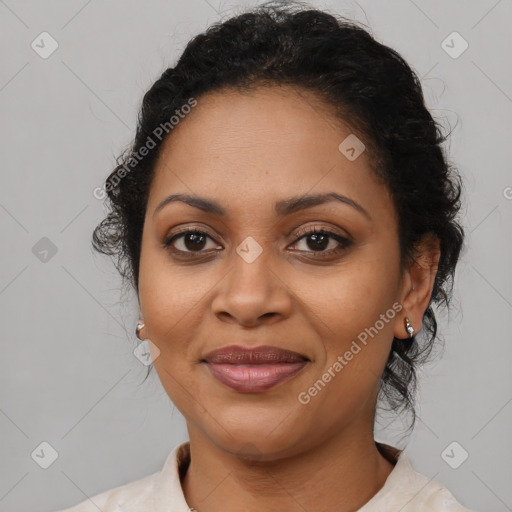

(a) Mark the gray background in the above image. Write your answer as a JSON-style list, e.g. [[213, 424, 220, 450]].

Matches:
[[1, 0, 511, 511]]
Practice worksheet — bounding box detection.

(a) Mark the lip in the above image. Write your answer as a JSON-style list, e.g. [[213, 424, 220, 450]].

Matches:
[[202, 345, 309, 392]]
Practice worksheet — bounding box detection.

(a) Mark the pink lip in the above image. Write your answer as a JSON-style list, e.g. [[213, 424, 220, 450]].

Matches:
[[202, 345, 309, 392]]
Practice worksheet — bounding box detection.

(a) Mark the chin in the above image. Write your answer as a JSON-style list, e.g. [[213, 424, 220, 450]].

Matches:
[[205, 415, 307, 461]]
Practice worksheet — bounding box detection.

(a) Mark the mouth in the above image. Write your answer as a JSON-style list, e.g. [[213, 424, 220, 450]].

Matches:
[[201, 345, 310, 392]]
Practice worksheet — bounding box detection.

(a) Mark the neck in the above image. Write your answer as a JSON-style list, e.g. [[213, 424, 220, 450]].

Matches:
[[181, 425, 396, 512]]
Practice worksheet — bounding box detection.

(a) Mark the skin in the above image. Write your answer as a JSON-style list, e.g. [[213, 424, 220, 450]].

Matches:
[[137, 85, 440, 512]]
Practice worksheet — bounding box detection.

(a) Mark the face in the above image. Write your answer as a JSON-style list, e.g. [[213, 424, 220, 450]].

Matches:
[[138, 85, 414, 460]]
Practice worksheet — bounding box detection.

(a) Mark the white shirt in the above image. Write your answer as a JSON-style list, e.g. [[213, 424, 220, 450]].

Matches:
[[55, 441, 475, 512]]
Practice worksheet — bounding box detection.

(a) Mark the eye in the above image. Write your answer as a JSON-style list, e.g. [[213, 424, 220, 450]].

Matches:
[[162, 225, 352, 258], [289, 225, 352, 255], [163, 229, 222, 255]]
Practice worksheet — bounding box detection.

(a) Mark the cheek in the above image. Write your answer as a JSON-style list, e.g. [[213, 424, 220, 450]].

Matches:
[[290, 241, 401, 400], [297, 250, 399, 338], [138, 242, 206, 357], [138, 248, 205, 408], [292, 262, 399, 425]]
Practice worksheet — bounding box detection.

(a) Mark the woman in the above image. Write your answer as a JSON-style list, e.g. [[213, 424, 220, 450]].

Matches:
[[58, 1, 474, 511]]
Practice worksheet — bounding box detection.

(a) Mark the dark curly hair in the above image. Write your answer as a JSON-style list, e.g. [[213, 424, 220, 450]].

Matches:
[[92, 0, 464, 433]]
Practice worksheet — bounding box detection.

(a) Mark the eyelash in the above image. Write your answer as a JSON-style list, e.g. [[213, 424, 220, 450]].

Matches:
[[162, 225, 353, 259]]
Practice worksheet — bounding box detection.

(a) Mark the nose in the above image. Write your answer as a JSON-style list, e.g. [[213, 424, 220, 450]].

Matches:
[[211, 249, 292, 327]]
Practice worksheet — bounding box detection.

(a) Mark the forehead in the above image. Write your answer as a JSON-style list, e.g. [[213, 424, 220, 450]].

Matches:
[[148, 86, 391, 219], [157, 85, 349, 167]]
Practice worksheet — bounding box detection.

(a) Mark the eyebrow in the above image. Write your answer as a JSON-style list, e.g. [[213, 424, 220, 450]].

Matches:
[[153, 192, 371, 221]]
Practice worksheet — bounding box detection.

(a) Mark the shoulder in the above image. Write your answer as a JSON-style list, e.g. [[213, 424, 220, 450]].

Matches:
[[373, 453, 476, 512], [363, 444, 476, 512], [52, 442, 190, 512], [402, 471, 476, 511], [420, 485, 475, 512], [53, 471, 160, 512]]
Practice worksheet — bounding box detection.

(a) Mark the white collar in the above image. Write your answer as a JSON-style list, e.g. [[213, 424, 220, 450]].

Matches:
[[115, 441, 470, 512]]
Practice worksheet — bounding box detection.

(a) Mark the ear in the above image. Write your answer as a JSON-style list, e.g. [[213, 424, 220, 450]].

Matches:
[[394, 233, 441, 339]]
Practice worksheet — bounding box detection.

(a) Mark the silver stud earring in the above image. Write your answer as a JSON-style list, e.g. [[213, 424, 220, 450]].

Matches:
[[135, 320, 145, 340], [404, 317, 415, 338]]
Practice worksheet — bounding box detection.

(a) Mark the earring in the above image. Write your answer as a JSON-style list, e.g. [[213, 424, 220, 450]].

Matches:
[[135, 320, 145, 340], [404, 317, 415, 338]]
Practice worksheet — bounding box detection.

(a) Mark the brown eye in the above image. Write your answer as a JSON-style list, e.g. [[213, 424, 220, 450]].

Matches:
[[163, 230, 221, 253], [301, 231, 330, 251], [290, 227, 352, 254]]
